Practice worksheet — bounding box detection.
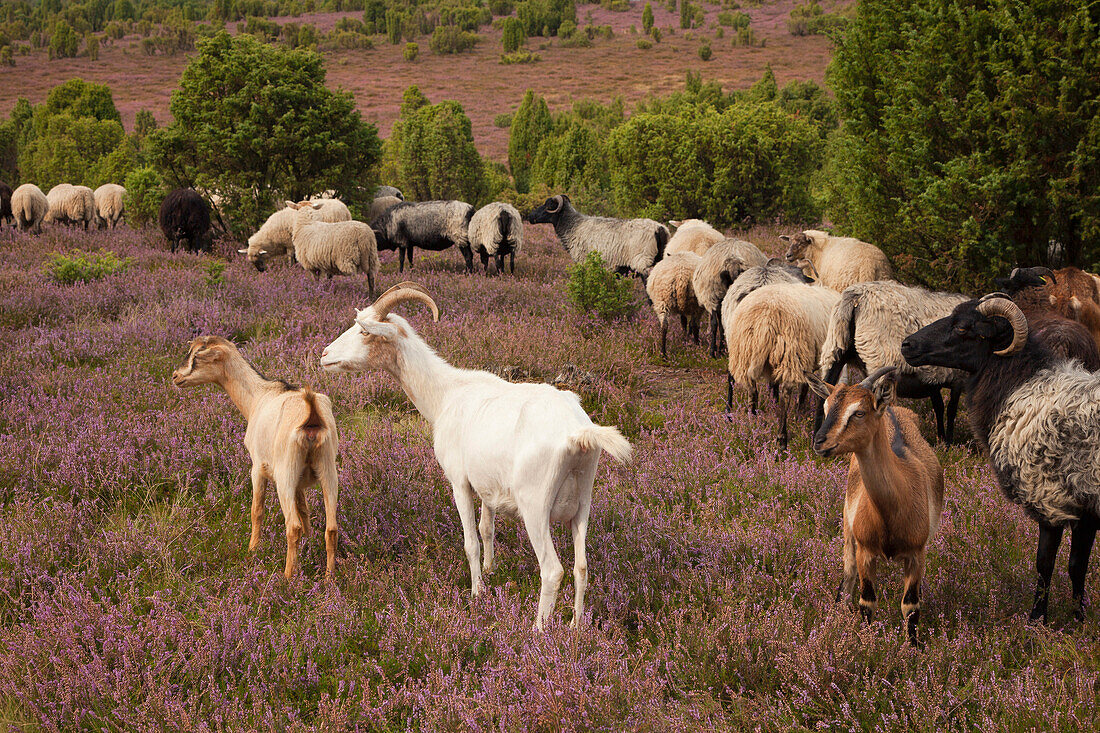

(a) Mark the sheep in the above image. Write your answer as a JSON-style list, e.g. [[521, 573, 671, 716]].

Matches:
[[819, 281, 971, 443], [692, 238, 768, 357], [320, 283, 632, 630], [725, 281, 841, 449], [780, 230, 892, 291], [11, 183, 47, 234], [0, 181, 11, 229], [375, 185, 404, 200], [372, 200, 476, 273], [240, 199, 351, 272], [646, 252, 704, 358], [172, 336, 340, 579], [902, 294, 1100, 623], [526, 194, 668, 277], [44, 183, 96, 230], [369, 195, 403, 226], [665, 218, 725, 256], [286, 201, 379, 296], [992, 267, 1100, 370], [93, 183, 126, 229], [468, 202, 524, 275], [806, 367, 944, 645], [159, 188, 212, 254]]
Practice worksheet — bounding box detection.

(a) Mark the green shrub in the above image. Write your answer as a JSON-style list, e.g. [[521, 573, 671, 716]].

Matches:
[[636, 38, 652, 49], [566, 251, 638, 319], [501, 16, 525, 52], [787, 1, 847, 36], [123, 166, 164, 227], [45, 249, 132, 285], [429, 24, 478, 54], [403, 41, 418, 60], [203, 259, 227, 287], [651, 27, 661, 42], [501, 49, 540, 63], [642, 2, 654, 33], [494, 113, 513, 128], [698, 42, 711, 60], [0, 46, 13, 67]]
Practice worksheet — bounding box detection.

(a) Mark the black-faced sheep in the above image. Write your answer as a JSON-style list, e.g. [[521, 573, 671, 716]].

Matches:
[[241, 199, 350, 272], [11, 183, 47, 233], [903, 294, 1100, 623], [0, 181, 12, 229], [646, 252, 704, 358], [781, 230, 892, 291], [468, 202, 524, 275], [374, 185, 404, 200], [93, 183, 126, 229], [372, 200, 476, 273], [159, 188, 212, 254], [45, 184, 96, 230], [287, 201, 379, 295], [819, 281, 971, 443], [526, 194, 668, 277], [692, 238, 768, 357], [666, 218, 725, 256]]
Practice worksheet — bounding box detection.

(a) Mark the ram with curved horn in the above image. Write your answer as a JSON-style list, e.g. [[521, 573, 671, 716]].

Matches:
[[902, 294, 1100, 623], [320, 283, 632, 631]]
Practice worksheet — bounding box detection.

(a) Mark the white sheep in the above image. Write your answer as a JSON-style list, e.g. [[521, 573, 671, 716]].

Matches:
[[45, 183, 96, 230], [780, 230, 892, 291], [725, 281, 841, 449], [287, 201, 379, 295], [321, 283, 632, 630], [11, 183, 48, 233], [666, 218, 725, 256], [173, 336, 340, 579], [93, 183, 126, 229], [692, 238, 768, 356], [646, 252, 705, 357], [468, 202, 524, 275], [526, 194, 668, 277], [240, 199, 351, 272]]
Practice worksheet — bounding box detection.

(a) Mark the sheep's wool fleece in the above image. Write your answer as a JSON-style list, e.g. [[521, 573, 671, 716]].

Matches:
[[988, 362, 1100, 525]]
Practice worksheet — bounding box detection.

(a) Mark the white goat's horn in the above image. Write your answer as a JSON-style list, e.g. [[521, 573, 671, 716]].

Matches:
[[977, 294, 1028, 356], [371, 283, 439, 323]]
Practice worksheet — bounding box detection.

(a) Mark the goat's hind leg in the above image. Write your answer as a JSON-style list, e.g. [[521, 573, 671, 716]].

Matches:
[[317, 454, 340, 580], [1030, 522, 1065, 623], [450, 478, 483, 596], [273, 463, 306, 579], [479, 503, 496, 573], [570, 456, 599, 628], [249, 463, 267, 552]]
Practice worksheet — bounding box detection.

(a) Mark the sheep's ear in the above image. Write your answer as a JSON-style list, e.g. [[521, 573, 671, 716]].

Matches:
[[285, 201, 299, 209], [259, 250, 268, 255], [779, 235, 791, 242], [804, 371, 834, 400], [310, 202, 323, 210], [669, 219, 682, 227], [870, 372, 897, 413], [237, 248, 248, 254]]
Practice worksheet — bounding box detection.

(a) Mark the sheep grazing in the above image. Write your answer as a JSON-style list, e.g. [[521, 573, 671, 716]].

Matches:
[[0, 181, 12, 229], [44, 183, 96, 230], [665, 218, 724, 257], [374, 185, 404, 200], [526, 194, 668, 277], [780, 230, 892, 291], [11, 183, 48, 234], [807, 367, 944, 644], [725, 281, 841, 449], [173, 336, 340, 579], [160, 188, 212, 254], [819, 281, 971, 443], [468, 201, 524, 275], [692, 238, 768, 357], [240, 199, 351, 272], [93, 183, 126, 229], [368, 195, 403, 226], [902, 295, 1100, 622], [646, 252, 704, 358], [286, 201, 379, 295], [321, 283, 632, 630], [993, 267, 1100, 371], [372, 200, 476, 273]]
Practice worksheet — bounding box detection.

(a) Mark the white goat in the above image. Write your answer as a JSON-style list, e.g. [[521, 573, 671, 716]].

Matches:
[[321, 283, 632, 629]]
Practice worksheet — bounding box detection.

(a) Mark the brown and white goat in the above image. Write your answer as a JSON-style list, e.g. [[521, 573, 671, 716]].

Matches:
[[173, 336, 339, 579], [806, 367, 944, 643]]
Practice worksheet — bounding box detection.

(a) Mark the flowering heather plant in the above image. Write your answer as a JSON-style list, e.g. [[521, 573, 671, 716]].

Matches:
[[0, 223, 1097, 730]]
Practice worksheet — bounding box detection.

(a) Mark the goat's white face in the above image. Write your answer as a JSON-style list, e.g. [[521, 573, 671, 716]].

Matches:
[[320, 308, 401, 373]]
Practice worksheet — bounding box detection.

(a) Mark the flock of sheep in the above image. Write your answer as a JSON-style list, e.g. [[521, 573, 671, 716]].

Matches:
[[5, 176, 1100, 642], [0, 181, 125, 232]]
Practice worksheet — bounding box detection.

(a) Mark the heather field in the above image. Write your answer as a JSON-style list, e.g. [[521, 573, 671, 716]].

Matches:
[[0, 224, 1095, 731]]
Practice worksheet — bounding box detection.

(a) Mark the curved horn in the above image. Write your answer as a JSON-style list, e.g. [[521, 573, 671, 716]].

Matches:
[[1009, 267, 1019, 279], [545, 195, 563, 214], [370, 284, 440, 323], [858, 366, 897, 390], [796, 258, 820, 281], [977, 294, 1028, 356], [1035, 266, 1057, 284]]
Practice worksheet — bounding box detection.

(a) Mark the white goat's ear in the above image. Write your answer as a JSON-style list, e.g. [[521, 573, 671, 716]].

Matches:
[[356, 317, 400, 340]]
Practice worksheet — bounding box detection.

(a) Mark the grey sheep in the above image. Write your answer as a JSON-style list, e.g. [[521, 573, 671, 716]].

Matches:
[[11, 184, 47, 233], [646, 252, 705, 357], [468, 202, 524, 275], [526, 194, 668, 277], [45, 184, 96, 229], [372, 200, 476, 273], [692, 238, 768, 357], [288, 201, 379, 295], [94, 183, 126, 229], [375, 185, 404, 201]]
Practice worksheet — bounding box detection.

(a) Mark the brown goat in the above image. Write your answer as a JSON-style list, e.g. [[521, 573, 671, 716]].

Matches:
[[1050, 267, 1100, 350], [173, 336, 340, 579], [807, 367, 944, 644]]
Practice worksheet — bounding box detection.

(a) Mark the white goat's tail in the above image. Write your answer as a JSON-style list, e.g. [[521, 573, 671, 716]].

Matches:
[[295, 388, 330, 448], [569, 426, 633, 465]]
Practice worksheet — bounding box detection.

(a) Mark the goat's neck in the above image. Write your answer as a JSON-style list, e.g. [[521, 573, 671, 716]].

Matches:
[[851, 420, 907, 517], [217, 355, 270, 421], [391, 335, 459, 426]]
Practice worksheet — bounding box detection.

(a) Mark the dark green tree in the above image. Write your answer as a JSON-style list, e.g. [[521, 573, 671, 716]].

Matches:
[[48, 20, 79, 59], [823, 0, 1100, 290], [148, 31, 381, 235], [642, 2, 654, 34], [508, 90, 551, 192], [393, 92, 487, 202], [502, 16, 525, 52]]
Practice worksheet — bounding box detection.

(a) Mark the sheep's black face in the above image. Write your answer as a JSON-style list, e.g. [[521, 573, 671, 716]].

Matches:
[[526, 197, 562, 225], [901, 301, 1013, 373], [992, 267, 1051, 296]]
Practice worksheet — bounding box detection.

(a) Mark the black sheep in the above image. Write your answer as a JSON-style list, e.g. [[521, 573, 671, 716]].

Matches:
[[159, 189, 212, 254]]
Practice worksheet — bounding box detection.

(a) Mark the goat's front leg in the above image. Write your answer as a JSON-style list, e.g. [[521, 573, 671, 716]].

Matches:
[[837, 527, 858, 606], [249, 464, 267, 552], [317, 454, 340, 580], [901, 553, 924, 645], [478, 503, 496, 573], [451, 480, 482, 596], [520, 505, 563, 631], [856, 544, 878, 624]]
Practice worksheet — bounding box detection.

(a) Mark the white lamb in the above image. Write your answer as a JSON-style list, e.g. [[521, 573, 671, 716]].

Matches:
[[241, 199, 351, 271]]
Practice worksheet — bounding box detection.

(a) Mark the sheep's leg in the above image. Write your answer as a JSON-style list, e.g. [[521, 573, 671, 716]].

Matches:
[[856, 545, 878, 623], [679, 314, 688, 342], [479, 249, 490, 273], [249, 464, 267, 552], [478, 503, 496, 573], [901, 553, 924, 645], [708, 312, 721, 358], [775, 385, 791, 451], [797, 384, 809, 411], [837, 529, 858, 606], [520, 504, 563, 631], [726, 372, 734, 413], [398, 246, 407, 272], [317, 455, 340, 580], [451, 479, 482, 596], [659, 315, 669, 359], [274, 465, 306, 579], [1068, 514, 1098, 621], [944, 387, 961, 444], [929, 390, 946, 442], [570, 459, 598, 628], [509, 251, 515, 274], [750, 383, 759, 415], [367, 270, 376, 299], [1029, 522, 1065, 623], [460, 245, 474, 274]]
